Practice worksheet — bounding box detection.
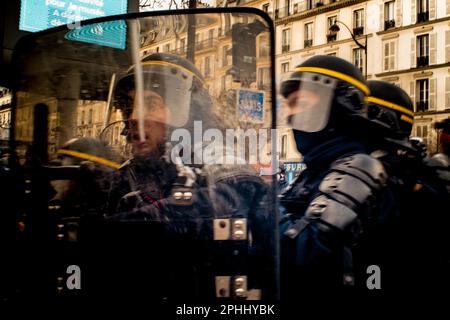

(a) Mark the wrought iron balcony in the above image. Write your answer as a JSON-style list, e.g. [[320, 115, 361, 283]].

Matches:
[[416, 55, 429, 67], [384, 19, 395, 30]]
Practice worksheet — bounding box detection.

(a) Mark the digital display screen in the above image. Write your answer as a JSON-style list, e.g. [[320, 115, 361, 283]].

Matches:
[[64, 20, 127, 49], [19, 0, 128, 32]]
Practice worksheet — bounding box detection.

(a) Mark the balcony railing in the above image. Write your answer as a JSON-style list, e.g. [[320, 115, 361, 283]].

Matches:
[[274, 0, 341, 19], [326, 34, 337, 43], [258, 47, 270, 58], [384, 19, 395, 30], [416, 100, 429, 112], [304, 39, 313, 48], [195, 38, 217, 51], [417, 11, 429, 23], [275, 6, 292, 19], [353, 26, 364, 36], [282, 45, 290, 53], [170, 46, 187, 55], [416, 55, 429, 67], [218, 27, 232, 37], [258, 82, 271, 90]]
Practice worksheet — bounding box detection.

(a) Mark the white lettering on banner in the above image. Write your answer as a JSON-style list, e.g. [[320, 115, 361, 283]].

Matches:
[[78, 0, 104, 7], [46, 0, 66, 8]]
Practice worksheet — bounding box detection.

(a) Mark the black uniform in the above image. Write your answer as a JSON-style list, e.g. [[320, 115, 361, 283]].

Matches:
[[94, 53, 275, 302], [364, 81, 448, 294], [278, 56, 394, 298]]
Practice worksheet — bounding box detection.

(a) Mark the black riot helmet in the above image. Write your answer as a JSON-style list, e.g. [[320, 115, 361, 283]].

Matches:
[[57, 137, 122, 170], [280, 55, 369, 134], [112, 53, 218, 162], [366, 80, 414, 144], [114, 52, 208, 128]]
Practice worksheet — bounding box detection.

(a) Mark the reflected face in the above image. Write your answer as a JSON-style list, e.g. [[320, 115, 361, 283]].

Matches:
[[286, 89, 320, 116], [128, 90, 172, 157]]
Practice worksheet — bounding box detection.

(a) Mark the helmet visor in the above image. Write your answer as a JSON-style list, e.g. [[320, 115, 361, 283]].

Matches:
[[281, 72, 337, 132], [115, 62, 195, 128]]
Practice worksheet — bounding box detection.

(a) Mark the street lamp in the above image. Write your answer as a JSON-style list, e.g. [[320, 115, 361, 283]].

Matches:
[[329, 20, 368, 79]]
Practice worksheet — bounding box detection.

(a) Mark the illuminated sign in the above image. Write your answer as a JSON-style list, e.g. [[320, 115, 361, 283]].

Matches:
[[283, 161, 306, 182], [19, 0, 128, 32], [65, 20, 127, 49]]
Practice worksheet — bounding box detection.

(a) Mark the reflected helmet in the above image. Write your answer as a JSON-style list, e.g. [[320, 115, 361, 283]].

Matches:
[[57, 137, 122, 170], [366, 80, 414, 140], [114, 53, 208, 128], [280, 55, 369, 133]]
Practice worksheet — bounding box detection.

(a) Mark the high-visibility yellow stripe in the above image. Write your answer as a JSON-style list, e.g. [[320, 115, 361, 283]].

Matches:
[[57, 149, 121, 169], [128, 60, 205, 86], [366, 96, 414, 117], [400, 114, 414, 124], [295, 66, 370, 95]]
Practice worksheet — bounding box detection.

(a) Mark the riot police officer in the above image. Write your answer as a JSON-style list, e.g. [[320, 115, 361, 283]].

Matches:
[[427, 118, 450, 194], [51, 137, 122, 216], [98, 53, 274, 302], [278, 56, 391, 296], [363, 80, 448, 294]]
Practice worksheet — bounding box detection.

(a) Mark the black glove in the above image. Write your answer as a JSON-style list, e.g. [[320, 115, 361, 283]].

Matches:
[[409, 137, 428, 161]]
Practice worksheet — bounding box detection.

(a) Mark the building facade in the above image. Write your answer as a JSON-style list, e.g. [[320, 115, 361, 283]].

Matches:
[[239, 0, 450, 154], [0, 87, 12, 145]]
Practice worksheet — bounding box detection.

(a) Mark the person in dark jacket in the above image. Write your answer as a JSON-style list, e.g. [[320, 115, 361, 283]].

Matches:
[[98, 53, 275, 302], [278, 56, 393, 298]]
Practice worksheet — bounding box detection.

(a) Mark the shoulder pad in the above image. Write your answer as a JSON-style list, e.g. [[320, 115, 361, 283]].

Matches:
[[330, 153, 387, 190], [426, 154, 450, 169], [305, 195, 357, 231], [306, 154, 387, 230]]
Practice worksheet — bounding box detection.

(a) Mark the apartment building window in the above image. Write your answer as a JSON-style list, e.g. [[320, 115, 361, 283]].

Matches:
[[195, 33, 200, 45], [446, 77, 450, 109], [281, 62, 290, 73], [258, 35, 270, 58], [164, 43, 170, 52], [308, 0, 325, 9], [415, 125, 428, 145], [416, 79, 429, 112], [417, 0, 429, 23], [417, 34, 429, 67], [205, 56, 211, 78], [327, 16, 338, 43], [282, 29, 291, 53], [208, 29, 214, 47], [222, 45, 230, 67], [281, 135, 288, 159], [221, 76, 226, 93], [353, 48, 364, 75], [384, 1, 395, 30], [262, 3, 269, 13], [353, 9, 364, 36], [281, 0, 291, 17], [304, 23, 313, 48], [383, 40, 396, 71], [180, 38, 186, 53], [258, 67, 271, 90], [81, 110, 85, 125]]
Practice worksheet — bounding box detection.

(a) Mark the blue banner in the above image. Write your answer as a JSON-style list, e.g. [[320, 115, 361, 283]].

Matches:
[[237, 89, 265, 124]]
